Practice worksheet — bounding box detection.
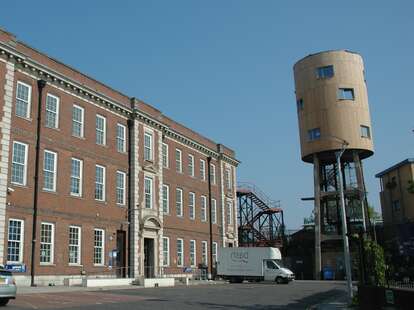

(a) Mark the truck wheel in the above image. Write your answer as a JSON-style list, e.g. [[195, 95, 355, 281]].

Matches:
[[276, 277, 284, 284], [0, 298, 9, 306]]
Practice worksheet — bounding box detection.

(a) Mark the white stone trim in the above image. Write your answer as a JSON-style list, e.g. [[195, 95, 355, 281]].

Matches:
[[220, 160, 226, 247], [0, 60, 14, 263], [131, 119, 140, 277]]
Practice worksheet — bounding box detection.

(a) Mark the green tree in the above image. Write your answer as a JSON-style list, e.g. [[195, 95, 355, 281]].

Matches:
[[408, 180, 414, 194], [364, 239, 386, 286]]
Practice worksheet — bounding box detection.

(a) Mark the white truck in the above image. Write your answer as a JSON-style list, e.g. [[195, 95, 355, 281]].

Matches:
[[217, 247, 294, 284]]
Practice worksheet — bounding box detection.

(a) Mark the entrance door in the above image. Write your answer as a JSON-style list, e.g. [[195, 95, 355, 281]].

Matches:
[[144, 238, 155, 278], [116, 230, 126, 278]]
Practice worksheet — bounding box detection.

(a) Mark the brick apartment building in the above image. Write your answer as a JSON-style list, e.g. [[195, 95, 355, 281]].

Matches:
[[0, 28, 239, 285]]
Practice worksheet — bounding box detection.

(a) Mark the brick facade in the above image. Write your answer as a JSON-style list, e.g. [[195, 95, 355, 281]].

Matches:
[[0, 28, 239, 285]]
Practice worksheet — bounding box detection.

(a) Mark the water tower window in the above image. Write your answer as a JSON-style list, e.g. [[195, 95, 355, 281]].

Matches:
[[316, 65, 334, 79], [308, 128, 321, 141], [392, 200, 401, 211], [297, 98, 304, 110], [360, 125, 371, 138], [338, 88, 355, 100]]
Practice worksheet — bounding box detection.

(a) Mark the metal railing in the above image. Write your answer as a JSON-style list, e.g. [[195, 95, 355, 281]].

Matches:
[[237, 182, 281, 209]]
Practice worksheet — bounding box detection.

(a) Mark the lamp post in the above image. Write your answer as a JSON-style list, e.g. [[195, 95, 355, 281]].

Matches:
[[335, 140, 353, 301]]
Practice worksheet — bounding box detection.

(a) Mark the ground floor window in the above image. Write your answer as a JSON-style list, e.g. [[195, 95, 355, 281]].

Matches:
[[69, 226, 81, 264], [177, 238, 184, 267], [190, 240, 196, 267], [40, 222, 54, 264], [7, 219, 24, 263], [162, 237, 170, 266], [202, 241, 208, 266], [212, 242, 218, 263], [94, 229, 104, 265]]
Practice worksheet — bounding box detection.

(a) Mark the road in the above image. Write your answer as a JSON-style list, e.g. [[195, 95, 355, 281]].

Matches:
[[9, 281, 346, 309]]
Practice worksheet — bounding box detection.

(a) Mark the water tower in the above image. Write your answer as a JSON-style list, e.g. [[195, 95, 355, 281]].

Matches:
[[293, 50, 374, 279]]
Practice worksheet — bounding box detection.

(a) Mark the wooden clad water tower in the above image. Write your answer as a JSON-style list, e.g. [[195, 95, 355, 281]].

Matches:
[[293, 50, 374, 279]]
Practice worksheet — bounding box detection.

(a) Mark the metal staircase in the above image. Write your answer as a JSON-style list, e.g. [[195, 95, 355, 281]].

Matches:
[[237, 182, 285, 248]]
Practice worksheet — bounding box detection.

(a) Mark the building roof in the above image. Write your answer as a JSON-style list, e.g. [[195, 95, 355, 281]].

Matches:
[[375, 158, 414, 178]]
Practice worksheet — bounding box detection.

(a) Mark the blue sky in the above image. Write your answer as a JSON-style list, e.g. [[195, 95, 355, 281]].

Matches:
[[1, 1, 413, 229]]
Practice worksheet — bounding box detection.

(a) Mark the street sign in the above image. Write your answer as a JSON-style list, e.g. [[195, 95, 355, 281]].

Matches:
[[5, 263, 26, 273], [385, 290, 394, 305]]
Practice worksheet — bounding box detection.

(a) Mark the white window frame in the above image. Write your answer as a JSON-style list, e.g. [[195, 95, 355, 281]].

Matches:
[[162, 237, 170, 266], [200, 159, 206, 181], [189, 192, 195, 220], [16, 81, 31, 119], [144, 131, 153, 161], [188, 154, 194, 177], [93, 228, 105, 266], [210, 164, 216, 185], [95, 114, 106, 146], [212, 198, 217, 224], [162, 184, 169, 214], [43, 150, 57, 192], [116, 171, 126, 205], [177, 238, 184, 267], [212, 242, 218, 263], [225, 168, 232, 190], [144, 176, 153, 209], [175, 149, 182, 173], [69, 225, 81, 265], [162, 143, 169, 168], [190, 239, 196, 267], [72, 104, 84, 138], [11, 141, 28, 186], [116, 123, 127, 153], [45, 93, 59, 129], [202, 241, 208, 266], [176, 188, 183, 217], [70, 158, 83, 197], [360, 125, 371, 139], [7, 219, 24, 263], [95, 165, 106, 201], [40, 222, 55, 265], [201, 195, 207, 222]]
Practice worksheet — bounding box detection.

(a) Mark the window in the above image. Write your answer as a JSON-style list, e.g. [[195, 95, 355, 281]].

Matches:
[[200, 159, 206, 181], [7, 219, 24, 263], [144, 132, 153, 161], [162, 184, 169, 214], [175, 149, 182, 173], [212, 242, 218, 263], [188, 154, 194, 177], [308, 128, 321, 141], [95, 115, 106, 145], [144, 176, 153, 209], [201, 195, 207, 222], [72, 105, 84, 138], [16, 81, 31, 118], [69, 226, 81, 265], [162, 237, 170, 266], [176, 188, 183, 217], [116, 171, 126, 205], [316, 65, 334, 79], [95, 165, 106, 201], [162, 143, 169, 168], [210, 164, 216, 185], [202, 241, 208, 266], [189, 192, 195, 220], [177, 238, 184, 267], [393, 200, 401, 211], [11, 141, 28, 185], [190, 240, 196, 267], [70, 158, 83, 196], [45, 94, 59, 128], [116, 124, 126, 153], [297, 98, 304, 110], [94, 229, 104, 265], [225, 168, 232, 190], [212, 198, 217, 224], [40, 222, 54, 264], [360, 125, 371, 139], [43, 150, 57, 192], [337, 88, 355, 100], [227, 200, 233, 225]]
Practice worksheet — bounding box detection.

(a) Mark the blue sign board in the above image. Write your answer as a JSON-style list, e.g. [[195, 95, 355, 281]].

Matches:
[[5, 263, 26, 273]]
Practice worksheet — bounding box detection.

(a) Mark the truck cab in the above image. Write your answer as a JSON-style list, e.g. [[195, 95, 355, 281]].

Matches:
[[263, 259, 295, 283]]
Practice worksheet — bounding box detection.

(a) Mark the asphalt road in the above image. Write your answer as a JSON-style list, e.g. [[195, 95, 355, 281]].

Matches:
[[8, 281, 346, 310]]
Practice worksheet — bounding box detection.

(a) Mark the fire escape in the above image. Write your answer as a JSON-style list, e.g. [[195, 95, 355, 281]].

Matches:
[[237, 182, 285, 248]]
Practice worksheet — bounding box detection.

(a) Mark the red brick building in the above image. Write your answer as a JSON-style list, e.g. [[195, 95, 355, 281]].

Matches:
[[0, 28, 239, 285]]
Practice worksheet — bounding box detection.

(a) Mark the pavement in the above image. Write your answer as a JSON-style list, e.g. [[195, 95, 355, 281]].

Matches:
[[10, 280, 351, 309]]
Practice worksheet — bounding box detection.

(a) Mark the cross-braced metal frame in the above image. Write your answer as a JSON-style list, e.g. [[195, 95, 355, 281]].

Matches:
[[237, 182, 285, 248]]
